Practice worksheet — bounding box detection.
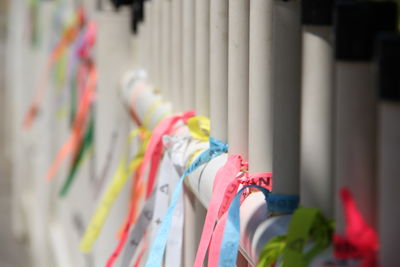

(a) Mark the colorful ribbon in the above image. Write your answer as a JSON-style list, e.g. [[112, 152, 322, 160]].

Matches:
[[218, 185, 271, 267], [23, 7, 86, 129], [46, 63, 97, 181], [334, 188, 379, 267], [194, 155, 246, 267], [257, 235, 286, 267], [145, 137, 228, 267], [187, 116, 210, 142], [120, 151, 184, 267], [59, 111, 94, 196], [105, 111, 195, 266], [138, 110, 196, 199], [79, 128, 148, 253], [282, 208, 333, 267], [256, 208, 333, 266], [194, 152, 274, 267]]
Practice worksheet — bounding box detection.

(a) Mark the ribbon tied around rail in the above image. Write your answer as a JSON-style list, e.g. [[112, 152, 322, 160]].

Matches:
[[118, 117, 210, 267], [139, 110, 196, 199], [202, 162, 301, 266], [281, 207, 334, 267], [194, 155, 247, 267], [217, 185, 272, 267], [257, 208, 334, 267], [104, 112, 204, 266], [119, 149, 185, 267], [207, 180, 278, 266], [187, 115, 210, 142], [144, 137, 228, 267], [195, 154, 275, 267]]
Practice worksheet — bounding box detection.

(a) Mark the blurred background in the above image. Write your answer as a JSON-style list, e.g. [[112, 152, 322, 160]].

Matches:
[[0, 1, 31, 267]]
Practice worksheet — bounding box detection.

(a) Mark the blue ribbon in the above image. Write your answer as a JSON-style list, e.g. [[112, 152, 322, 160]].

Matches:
[[218, 187, 300, 267], [218, 185, 271, 267], [267, 194, 300, 213], [145, 137, 228, 267]]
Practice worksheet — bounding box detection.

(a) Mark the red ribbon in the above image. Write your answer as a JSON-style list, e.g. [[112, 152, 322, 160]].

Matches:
[[334, 188, 379, 267]]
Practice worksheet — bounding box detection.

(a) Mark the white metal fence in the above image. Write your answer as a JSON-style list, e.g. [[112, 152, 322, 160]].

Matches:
[[5, 0, 400, 266]]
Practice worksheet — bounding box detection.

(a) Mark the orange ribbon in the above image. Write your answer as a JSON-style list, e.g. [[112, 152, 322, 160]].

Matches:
[[23, 7, 86, 129], [46, 64, 97, 181]]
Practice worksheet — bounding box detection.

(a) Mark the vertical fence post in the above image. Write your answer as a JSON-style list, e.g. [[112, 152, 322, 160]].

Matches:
[[377, 33, 400, 267], [152, 0, 161, 90], [182, 0, 195, 110], [210, 0, 229, 143], [194, 0, 210, 117], [272, 0, 302, 196], [248, 0, 274, 173], [228, 0, 249, 160], [161, 0, 172, 102], [300, 0, 334, 217], [334, 2, 396, 231], [171, 0, 182, 111]]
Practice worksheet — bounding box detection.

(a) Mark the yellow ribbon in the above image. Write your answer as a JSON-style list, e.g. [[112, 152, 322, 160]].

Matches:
[[79, 115, 209, 252], [143, 99, 163, 129], [79, 127, 149, 253], [187, 116, 210, 142], [185, 116, 211, 167]]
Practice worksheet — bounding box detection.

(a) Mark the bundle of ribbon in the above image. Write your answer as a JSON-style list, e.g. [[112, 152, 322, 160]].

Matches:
[[22, 12, 381, 264], [75, 74, 304, 267], [145, 136, 228, 267], [45, 20, 97, 193], [23, 6, 86, 130], [256, 187, 378, 267], [21, 5, 98, 199], [116, 116, 211, 267], [77, 68, 212, 266], [103, 111, 197, 266], [257, 207, 333, 267], [59, 21, 98, 196]]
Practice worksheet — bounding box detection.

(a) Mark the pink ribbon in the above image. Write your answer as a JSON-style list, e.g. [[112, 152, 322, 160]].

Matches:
[[195, 155, 273, 267]]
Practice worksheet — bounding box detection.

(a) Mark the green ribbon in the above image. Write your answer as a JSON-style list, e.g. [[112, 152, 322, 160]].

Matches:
[[59, 111, 94, 197], [257, 236, 286, 267], [282, 208, 334, 267], [69, 72, 77, 126], [257, 207, 334, 267], [28, 0, 40, 47], [55, 52, 67, 91]]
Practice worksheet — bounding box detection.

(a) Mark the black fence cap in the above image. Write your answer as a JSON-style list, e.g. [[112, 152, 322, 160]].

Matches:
[[131, 0, 145, 34], [335, 1, 398, 61], [376, 33, 400, 101], [110, 0, 134, 10], [302, 0, 334, 26]]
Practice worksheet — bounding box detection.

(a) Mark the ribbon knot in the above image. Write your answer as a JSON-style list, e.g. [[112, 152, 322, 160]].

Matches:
[[181, 110, 196, 123], [209, 137, 229, 154], [240, 161, 249, 173]]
